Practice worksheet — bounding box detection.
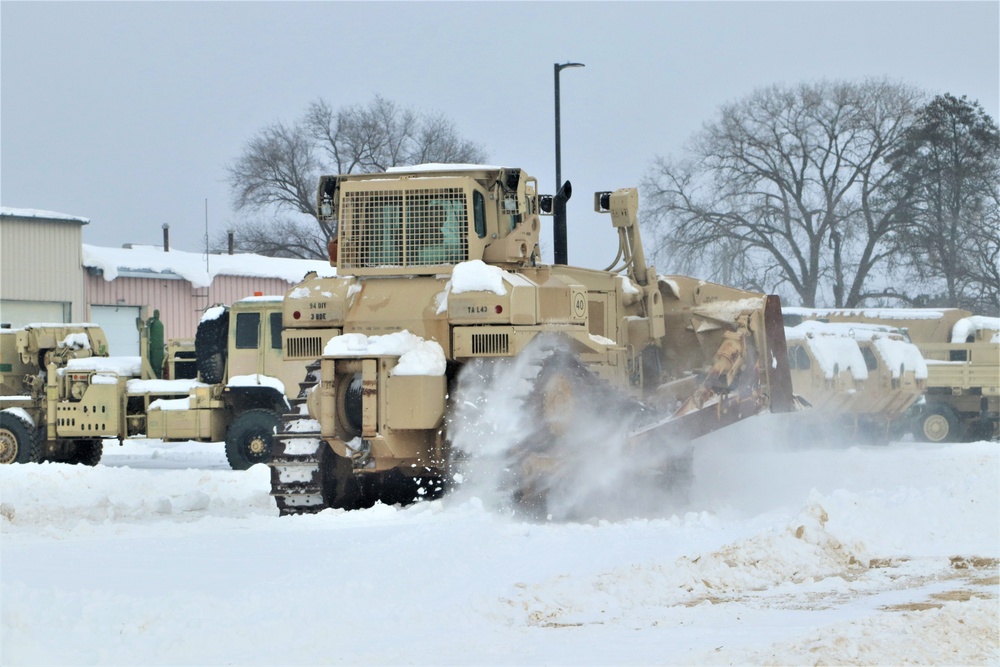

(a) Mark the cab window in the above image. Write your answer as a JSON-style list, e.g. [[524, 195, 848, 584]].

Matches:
[[269, 312, 283, 350], [473, 191, 486, 238], [235, 312, 261, 349]]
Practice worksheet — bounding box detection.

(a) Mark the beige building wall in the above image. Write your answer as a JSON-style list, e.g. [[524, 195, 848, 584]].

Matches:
[[0, 213, 87, 325]]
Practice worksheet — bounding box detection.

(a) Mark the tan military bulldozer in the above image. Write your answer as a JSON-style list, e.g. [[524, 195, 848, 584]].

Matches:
[[266, 165, 795, 517]]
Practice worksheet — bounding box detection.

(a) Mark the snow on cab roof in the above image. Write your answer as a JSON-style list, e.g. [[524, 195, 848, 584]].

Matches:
[[385, 163, 506, 173], [83, 244, 336, 289], [0, 207, 90, 224]]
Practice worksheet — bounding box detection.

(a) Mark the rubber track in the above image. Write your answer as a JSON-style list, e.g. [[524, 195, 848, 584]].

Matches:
[[268, 360, 327, 516]]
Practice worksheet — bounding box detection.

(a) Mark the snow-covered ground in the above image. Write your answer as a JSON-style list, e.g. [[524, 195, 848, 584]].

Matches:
[[2, 422, 997, 666]]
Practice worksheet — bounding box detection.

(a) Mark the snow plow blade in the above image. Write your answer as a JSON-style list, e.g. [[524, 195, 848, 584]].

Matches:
[[638, 289, 795, 443], [507, 288, 796, 515]]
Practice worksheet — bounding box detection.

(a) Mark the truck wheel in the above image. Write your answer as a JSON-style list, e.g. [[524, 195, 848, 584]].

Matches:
[[195, 310, 229, 384], [916, 404, 963, 443], [66, 439, 103, 466], [225, 409, 280, 470], [0, 411, 41, 464]]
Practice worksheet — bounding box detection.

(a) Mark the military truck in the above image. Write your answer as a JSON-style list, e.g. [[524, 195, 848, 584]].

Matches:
[[783, 320, 927, 441], [784, 308, 999, 442], [267, 165, 795, 516], [0, 297, 323, 469], [0, 323, 112, 464]]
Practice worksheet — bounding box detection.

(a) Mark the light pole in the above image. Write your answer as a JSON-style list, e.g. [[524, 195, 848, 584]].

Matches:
[[554, 61, 584, 265]]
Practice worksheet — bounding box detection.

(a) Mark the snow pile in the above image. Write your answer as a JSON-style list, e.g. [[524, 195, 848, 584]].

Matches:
[[127, 378, 207, 395], [451, 260, 508, 295], [200, 305, 226, 323], [58, 333, 91, 350], [619, 275, 641, 295], [0, 454, 273, 531], [62, 356, 142, 377], [147, 396, 191, 411], [83, 244, 336, 288], [435, 259, 508, 313], [0, 436, 997, 665], [227, 374, 286, 395], [693, 296, 765, 322], [324, 330, 446, 376], [951, 315, 1000, 343]]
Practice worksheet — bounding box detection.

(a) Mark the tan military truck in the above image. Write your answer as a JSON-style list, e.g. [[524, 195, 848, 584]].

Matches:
[[783, 320, 927, 441], [135, 296, 320, 469], [0, 323, 112, 464], [784, 308, 999, 442], [268, 165, 795, 515], [0, 297, 323, 468]]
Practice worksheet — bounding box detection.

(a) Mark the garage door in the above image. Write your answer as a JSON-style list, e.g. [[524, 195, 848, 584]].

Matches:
[[0, 300, 69, 328], [90, 305, 142, 356]]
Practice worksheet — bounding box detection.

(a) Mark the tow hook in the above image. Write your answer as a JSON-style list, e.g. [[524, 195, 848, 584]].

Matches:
[[351, 439, 373, 469]]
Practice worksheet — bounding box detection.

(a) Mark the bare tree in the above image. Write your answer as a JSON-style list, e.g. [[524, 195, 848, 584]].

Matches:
[[226, 95, 489, 258], [641, 80, 924, 307], [211, 217, 328, 260]]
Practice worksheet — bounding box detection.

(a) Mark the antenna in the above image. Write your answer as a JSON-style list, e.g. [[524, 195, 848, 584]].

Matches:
[[204, 198, 210, 273], [205, 198, 210, 306]]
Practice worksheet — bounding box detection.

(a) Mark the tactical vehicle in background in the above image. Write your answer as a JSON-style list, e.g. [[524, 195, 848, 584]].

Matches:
[[0, 298, 321, 469], [268, 165, 795, 516], [784, 308, 999, 442], [783, 320, 926, 441], [1, 323, 112, 464]]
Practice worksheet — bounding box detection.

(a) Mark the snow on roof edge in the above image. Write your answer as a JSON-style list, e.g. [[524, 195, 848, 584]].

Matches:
[[82, 244, 336, 288], [1, 207, 90, 224]]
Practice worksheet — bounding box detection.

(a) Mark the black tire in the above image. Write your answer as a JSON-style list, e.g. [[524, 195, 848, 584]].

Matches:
[[0, 411, 42, 464], [916, 404, 963, 443], [225, 408, 280, 470], [195, 309, 229, 384], [66, 439, 103, 466]]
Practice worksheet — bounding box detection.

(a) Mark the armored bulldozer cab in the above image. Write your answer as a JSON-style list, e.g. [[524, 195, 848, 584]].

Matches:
[[321, 165, 541, 276]]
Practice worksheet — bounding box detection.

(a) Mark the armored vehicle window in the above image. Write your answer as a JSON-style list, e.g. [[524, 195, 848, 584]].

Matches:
[[369, 200, 403, 266], [861, 347, 879, 371], [473, 191, 486, 238], [340, 187, 470, 270], [269, 312, 282, 350], [950, 349, 968, 362], [409, 190, 468, 265], [235, 312, 260, 349], [787, 345, 810, 370]]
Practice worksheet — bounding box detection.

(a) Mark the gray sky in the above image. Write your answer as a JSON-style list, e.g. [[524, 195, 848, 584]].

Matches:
[[3, 1, 997, 271]]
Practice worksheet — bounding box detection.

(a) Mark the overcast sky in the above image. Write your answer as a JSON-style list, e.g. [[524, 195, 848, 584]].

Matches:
[[2, 1, 997, 271]]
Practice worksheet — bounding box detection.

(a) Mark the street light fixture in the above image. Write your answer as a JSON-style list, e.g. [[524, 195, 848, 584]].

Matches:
[[553, 61, 584, 265]]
